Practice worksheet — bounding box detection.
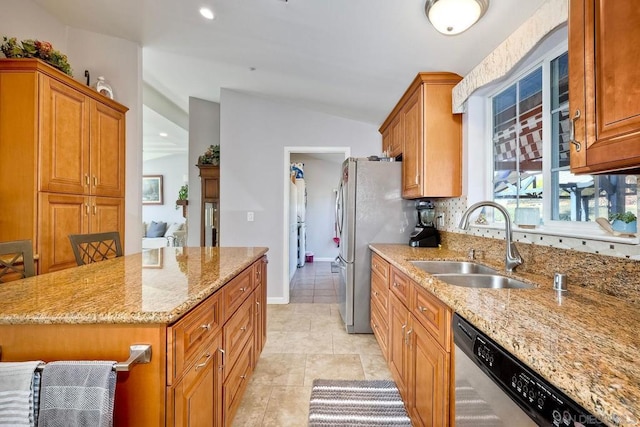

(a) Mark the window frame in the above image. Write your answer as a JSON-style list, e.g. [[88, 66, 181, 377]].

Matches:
[[479, 41, 639, 244]]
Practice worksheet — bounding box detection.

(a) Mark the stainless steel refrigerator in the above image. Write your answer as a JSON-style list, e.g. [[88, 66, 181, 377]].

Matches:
[[335, 157, 415, 333]]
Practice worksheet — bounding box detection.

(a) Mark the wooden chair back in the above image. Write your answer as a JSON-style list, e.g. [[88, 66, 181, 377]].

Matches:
[[68, 232, 123, 266], [0, 240, 36, 283]]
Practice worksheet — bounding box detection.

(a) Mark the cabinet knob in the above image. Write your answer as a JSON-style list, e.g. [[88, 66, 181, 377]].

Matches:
[[569, 109, 582, 152], [240, 287, 246, 292], [200, 323, 211, 331], [240, 326, 247, 331], [418, 306, 427, 313]]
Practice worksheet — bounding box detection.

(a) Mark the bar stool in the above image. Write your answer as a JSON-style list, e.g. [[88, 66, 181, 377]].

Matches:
[[0, 240, 36, 283], [68, 232, 123, 266]]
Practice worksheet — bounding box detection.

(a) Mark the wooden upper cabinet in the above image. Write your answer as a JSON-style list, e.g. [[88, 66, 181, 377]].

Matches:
[[379, 72, 462, 199], [569, 0, 640, 174], [91, 100, 126, 197], [39, 75, 90, 195]]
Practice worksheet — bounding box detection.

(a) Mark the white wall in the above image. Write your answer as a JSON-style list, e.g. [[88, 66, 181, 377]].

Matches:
[[290, 154, 343, 261], [2, 0, 144, 254], [219, 89, 380, 303], [142, 153, 189, 226], [187, 98, 221, 246]]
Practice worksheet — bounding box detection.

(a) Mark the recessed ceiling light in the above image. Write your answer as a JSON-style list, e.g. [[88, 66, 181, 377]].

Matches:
[[159, 132, 168, 137], [199, 7, 214, 20]]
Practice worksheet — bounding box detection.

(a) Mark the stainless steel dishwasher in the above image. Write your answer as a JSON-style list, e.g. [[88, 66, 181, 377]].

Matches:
[[453, 313, 604, 427]]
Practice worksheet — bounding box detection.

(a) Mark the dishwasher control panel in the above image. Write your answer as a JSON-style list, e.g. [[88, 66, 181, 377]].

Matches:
[[454, 313, 605, 427], [472, 335, 604, 427]]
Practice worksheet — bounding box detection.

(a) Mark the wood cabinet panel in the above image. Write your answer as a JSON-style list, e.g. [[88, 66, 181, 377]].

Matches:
[[411, 284, 451, 352], [168, 293, 221, 384], [569, 0, 640, 173], [91, 196, 125, 235], [390, 267, 411, 308], [223, 339, 254, 427], [388, 292, 409, 401], [170, 333, 223, 427], [39, 74, 90, 195], [371, 271, 389, 318], [408, 317, 450, 427], [223, 294, 254, 380], [222, 266, 253, 321], [371, 252, 390, 283], [370, 302, 389, 360], [90, 99, 126, 197], [402, 90, 423, 198]]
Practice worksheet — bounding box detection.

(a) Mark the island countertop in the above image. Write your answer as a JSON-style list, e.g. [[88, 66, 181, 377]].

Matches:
[[370, 243, 640, 427], [0, 246, 268, 325]]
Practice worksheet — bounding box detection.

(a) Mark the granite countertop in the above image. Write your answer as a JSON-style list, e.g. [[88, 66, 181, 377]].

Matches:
[[370, 243, 640, 427], [0, 247, 268, 325]]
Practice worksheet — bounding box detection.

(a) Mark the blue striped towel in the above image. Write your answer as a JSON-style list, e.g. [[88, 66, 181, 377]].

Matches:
[[0, 361, 43, 427], [37, 361, 116, 427]]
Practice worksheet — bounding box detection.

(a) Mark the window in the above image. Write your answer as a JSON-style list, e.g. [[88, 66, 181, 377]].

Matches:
[[490, 50, 638, 228]]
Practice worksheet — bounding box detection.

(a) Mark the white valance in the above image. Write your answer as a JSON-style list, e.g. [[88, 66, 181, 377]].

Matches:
[[452, 0, 568, 113]]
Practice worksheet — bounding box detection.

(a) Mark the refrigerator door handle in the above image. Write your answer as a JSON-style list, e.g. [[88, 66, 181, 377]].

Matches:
[[335, 179, 343, 236]]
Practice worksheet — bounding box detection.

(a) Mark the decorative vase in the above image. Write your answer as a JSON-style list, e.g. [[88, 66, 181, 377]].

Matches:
[[611, 220, 637, 233]]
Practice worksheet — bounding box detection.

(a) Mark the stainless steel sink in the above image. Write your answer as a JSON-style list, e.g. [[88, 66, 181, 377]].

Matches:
[[432, 274, 536, 289], [410, 260, 498, 275]]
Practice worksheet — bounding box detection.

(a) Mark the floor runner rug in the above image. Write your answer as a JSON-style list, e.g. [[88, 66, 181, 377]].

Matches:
[[455, 380, 504, 427], [308, 379, 411, 426]]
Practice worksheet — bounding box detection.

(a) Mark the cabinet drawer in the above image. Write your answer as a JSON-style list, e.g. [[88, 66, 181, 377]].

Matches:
[[390, 267, 410, 307], [411, 284, 451, 351], [371, 271, 389, 318], [254, 258, 264, 288], [371, 253, 389, 283], [370, 302, 389, 360], [222, 266, 253, 321], [168, 292, 221, 384], [223, 294, 254, 380], [223, 339, 254, 427]]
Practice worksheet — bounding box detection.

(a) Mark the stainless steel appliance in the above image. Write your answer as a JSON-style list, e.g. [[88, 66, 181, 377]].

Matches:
[[409, 200, 440, 247], [335, 157, 415, 333], [454, 313, 604, 426]]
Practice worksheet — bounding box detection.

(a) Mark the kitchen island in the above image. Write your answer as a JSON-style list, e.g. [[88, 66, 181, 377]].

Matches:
[[370, 243, 640, 427], [0, 246, 268, 426]]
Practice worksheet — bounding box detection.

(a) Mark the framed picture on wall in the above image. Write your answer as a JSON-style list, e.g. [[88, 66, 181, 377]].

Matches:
[[142, 175, 163, 205]]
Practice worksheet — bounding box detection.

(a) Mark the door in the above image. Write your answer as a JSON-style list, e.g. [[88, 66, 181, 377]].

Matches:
[[402, 89, 423, 198], [39, 74, 90, 195], [90, 99, 126, 197], [92, 196, 124, 237], [38, 192, 88, 273]]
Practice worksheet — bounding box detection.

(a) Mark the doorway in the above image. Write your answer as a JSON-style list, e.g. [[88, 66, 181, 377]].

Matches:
[[282, 147, 350, 303]]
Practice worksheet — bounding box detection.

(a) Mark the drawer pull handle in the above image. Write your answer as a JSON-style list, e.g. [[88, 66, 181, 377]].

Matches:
[[373, 291, 378, 296], [405, 328, 413, 346], [393, 282, 398, 287], [418, 306, 428, 313], [240, 287, 246, 292], [218, 348, 225, 370], [195, 352, 212, 371], [240, 326, 247, 331], [201, 323, 211, 330], [240, 374, 247, 379]]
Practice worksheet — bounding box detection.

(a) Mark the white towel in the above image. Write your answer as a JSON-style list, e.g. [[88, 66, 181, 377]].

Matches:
[[0, 361, 43, 427], [37, 361, 116, 427]]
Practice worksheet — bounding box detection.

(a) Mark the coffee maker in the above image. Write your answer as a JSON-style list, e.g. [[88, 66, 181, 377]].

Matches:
[[409, 200, 440, 247]]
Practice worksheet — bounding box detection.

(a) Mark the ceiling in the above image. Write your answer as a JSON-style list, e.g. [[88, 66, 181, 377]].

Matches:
[[35, 0, 546, 149]]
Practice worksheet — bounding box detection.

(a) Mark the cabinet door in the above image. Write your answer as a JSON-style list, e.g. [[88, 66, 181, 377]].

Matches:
[[408, 317, 450, 427], [569, 0, 640, 173], [388, 293, 409, 401], [90, 99, 126, 197], [91, 196, 124, 237], [402, 89, 423, 198], [170, 333, 223, 427], [38, 192, 88, 273], [390, 115, 403, 158], [39, 75, 90, 195], [382, 126, 392, 157]]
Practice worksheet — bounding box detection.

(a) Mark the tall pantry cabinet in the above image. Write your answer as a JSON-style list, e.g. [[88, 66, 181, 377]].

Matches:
[[0, 59, 127, 274]]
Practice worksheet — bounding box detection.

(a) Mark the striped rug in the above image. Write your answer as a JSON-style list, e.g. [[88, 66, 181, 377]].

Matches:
[[308, 379, 411, 427]]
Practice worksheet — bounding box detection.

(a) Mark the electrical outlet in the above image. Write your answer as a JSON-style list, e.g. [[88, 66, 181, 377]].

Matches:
[[247, 211, 254, 222]]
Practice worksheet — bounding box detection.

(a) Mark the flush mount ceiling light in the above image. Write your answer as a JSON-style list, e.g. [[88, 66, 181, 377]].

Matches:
[[425, 0, 489, 35], [199, 7, 214, 20]]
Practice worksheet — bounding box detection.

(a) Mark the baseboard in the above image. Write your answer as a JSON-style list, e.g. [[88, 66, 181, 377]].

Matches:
[[314, 257, 337, 262], [267, 296, 289, 304]]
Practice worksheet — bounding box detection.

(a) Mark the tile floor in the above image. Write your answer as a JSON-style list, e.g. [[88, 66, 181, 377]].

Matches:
[[289, 260, 339, 304], [231, 262, 392, 426]]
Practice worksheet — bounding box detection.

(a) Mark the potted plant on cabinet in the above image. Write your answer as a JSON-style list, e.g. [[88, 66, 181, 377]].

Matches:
[[198, 145, 220, 166], [609, 211, 637, 233], [175, 184, 188, 218]]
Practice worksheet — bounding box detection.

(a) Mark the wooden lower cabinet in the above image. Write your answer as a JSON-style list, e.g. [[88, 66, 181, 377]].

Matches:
[[408, 316, 450, 427], [373, 259, 453, 427], [388, 293, 410, 401], [169, 333, 223, 427]]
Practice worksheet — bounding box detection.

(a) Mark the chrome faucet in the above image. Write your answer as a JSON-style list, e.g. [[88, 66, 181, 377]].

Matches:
[[458, 201, 523, 272]]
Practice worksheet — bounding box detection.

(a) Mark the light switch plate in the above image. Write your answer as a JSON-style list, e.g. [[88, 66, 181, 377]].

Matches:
[[247, 211, 254, 222]]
